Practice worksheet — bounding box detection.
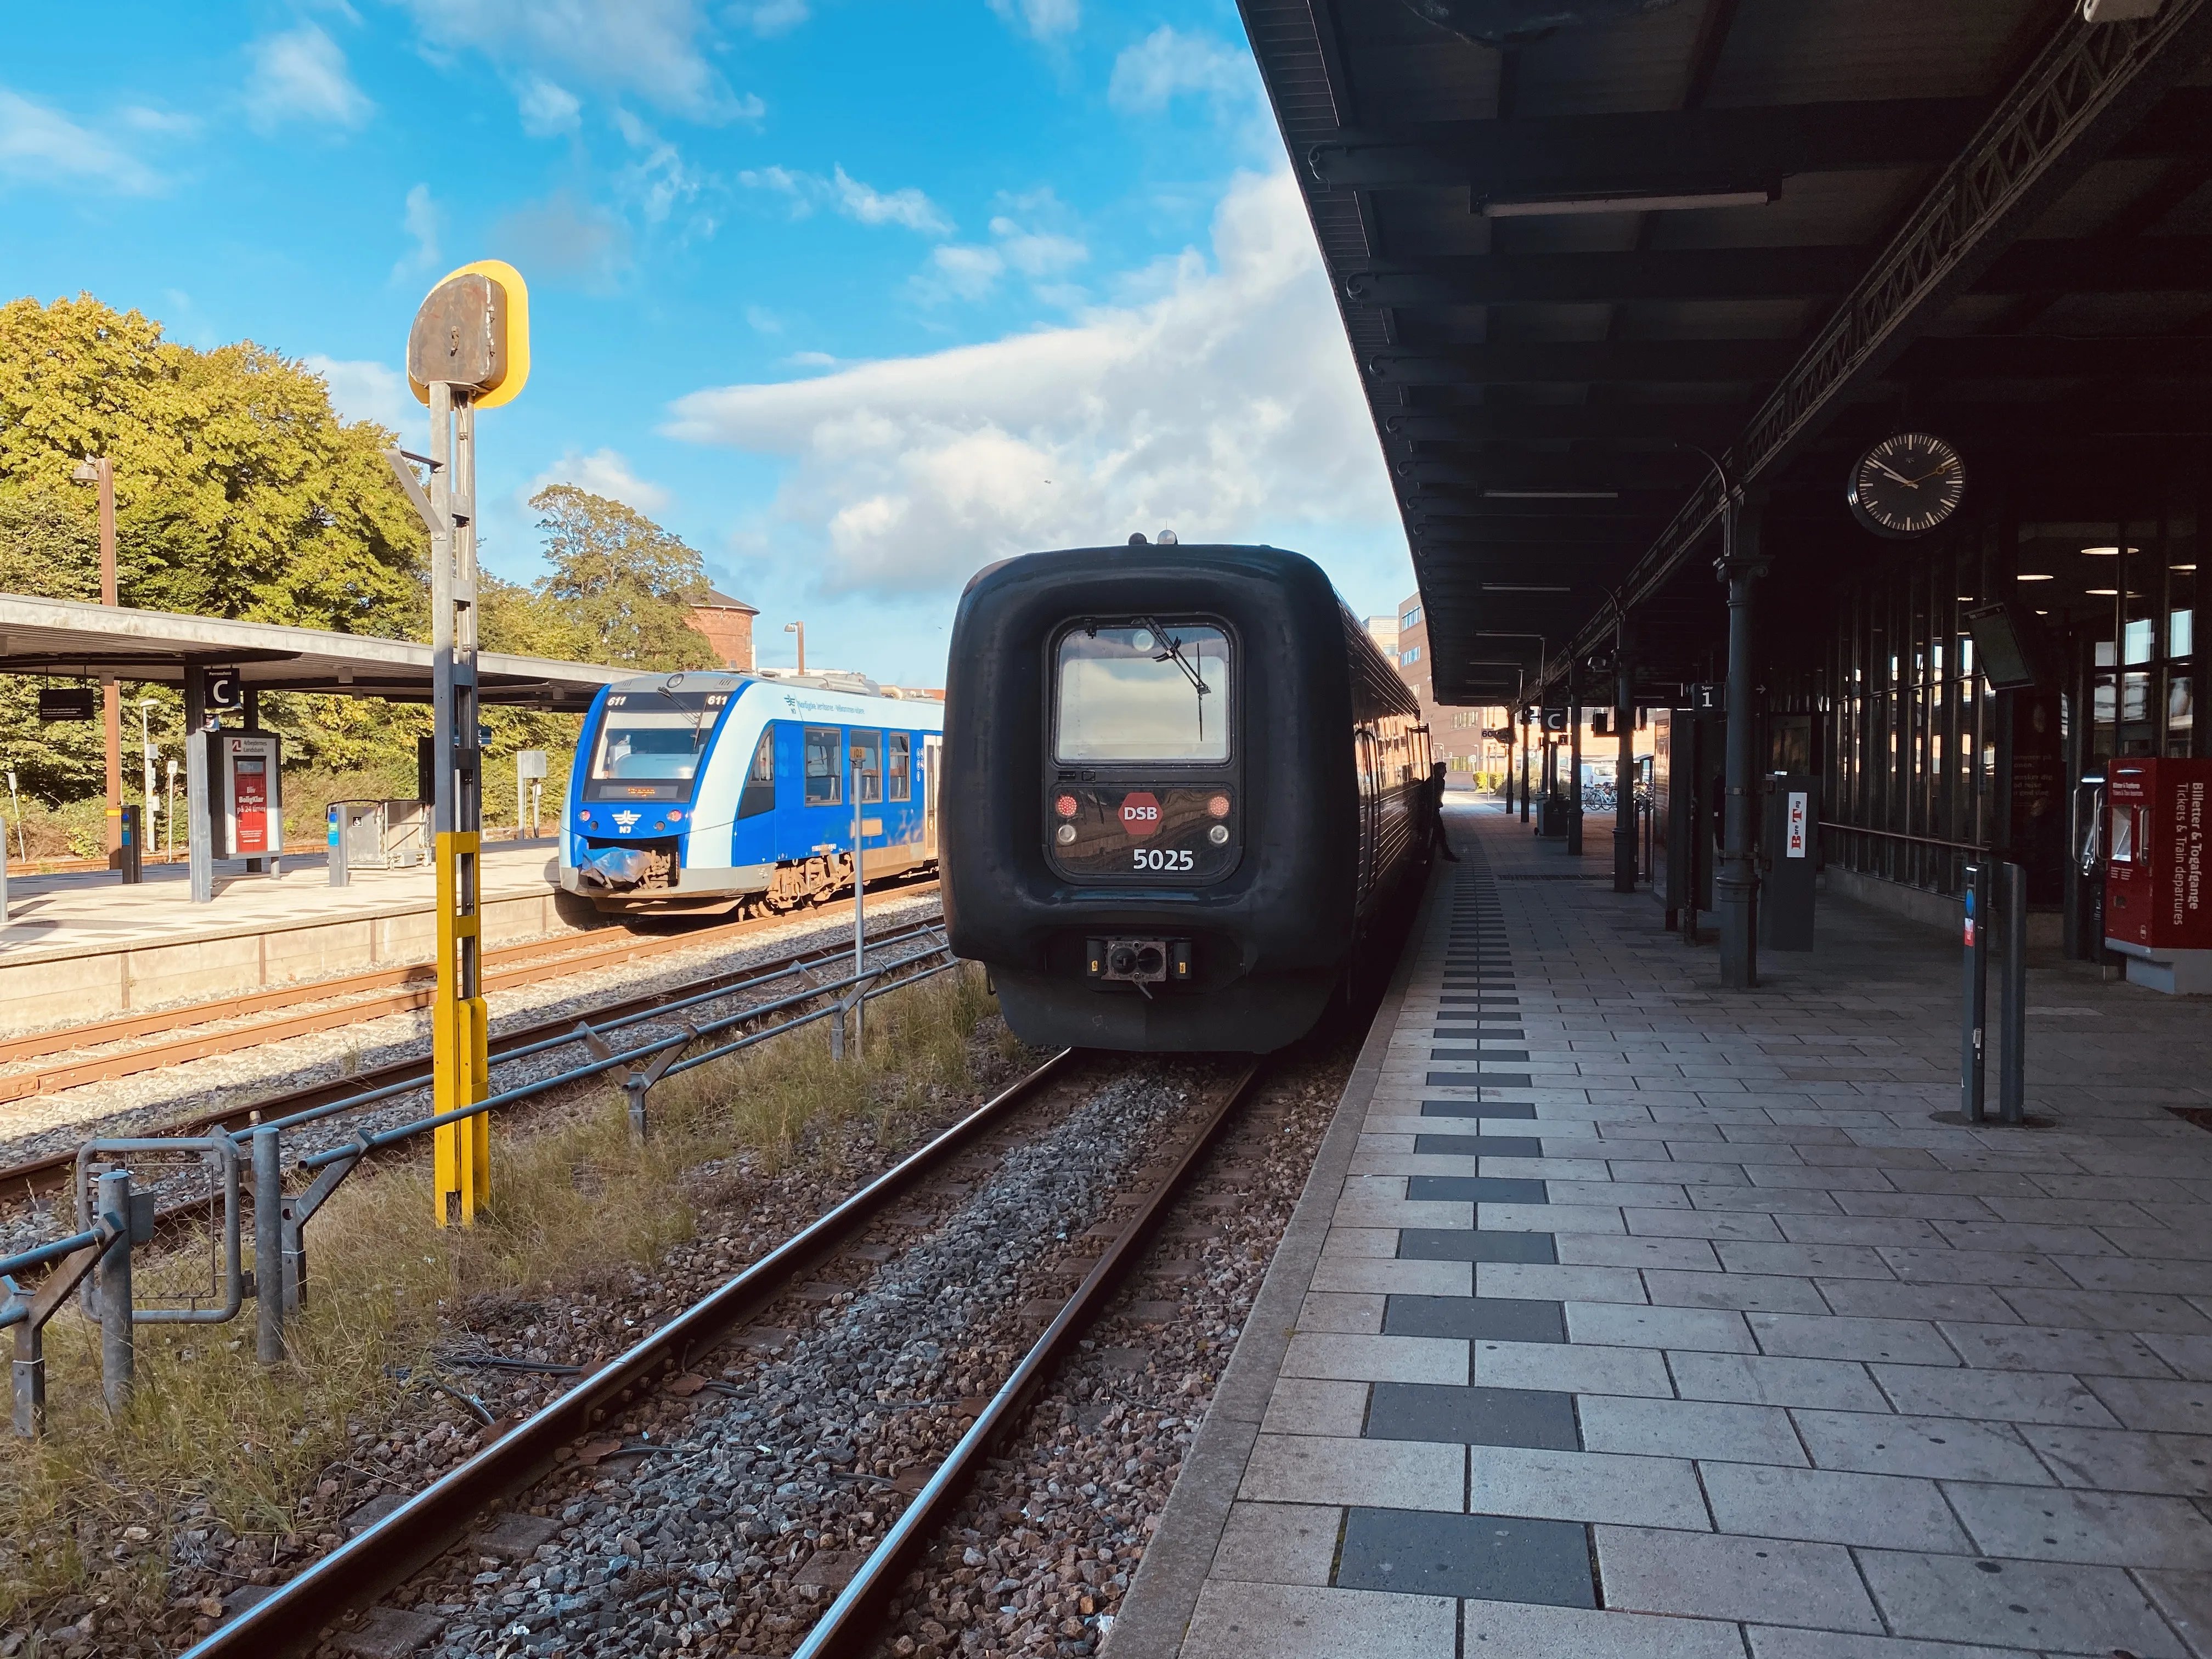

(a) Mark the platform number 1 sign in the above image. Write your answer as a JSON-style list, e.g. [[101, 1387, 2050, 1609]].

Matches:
[[1786, 791, 1808, 859]]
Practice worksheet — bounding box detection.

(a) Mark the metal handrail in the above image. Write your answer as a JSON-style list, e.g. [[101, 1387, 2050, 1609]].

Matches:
[[1819, 821, 1989, 856], [0, 1224, 105, 1288]]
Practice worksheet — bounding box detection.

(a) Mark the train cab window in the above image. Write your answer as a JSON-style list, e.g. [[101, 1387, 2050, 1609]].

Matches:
[[804, 726, 842, 806], [1055, 623, 1231, 762], [737, 728, 776, 820], [887, 732, 911, 802], [584, 691, 723, 803], [853, 730, 884, 804]]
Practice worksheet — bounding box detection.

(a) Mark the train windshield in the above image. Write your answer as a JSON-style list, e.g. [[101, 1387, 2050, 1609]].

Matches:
[[583, 688, 728, 802], [1055, 623, 1231, 763]]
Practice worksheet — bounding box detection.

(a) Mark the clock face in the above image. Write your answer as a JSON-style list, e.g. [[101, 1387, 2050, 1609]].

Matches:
[[1848, 432, 1965, 538]]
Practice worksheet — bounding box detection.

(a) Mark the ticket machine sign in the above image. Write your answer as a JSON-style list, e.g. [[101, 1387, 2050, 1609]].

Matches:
[[2105, 757, 2212, 952], [1786, 791, 1808, 859], [208, 732, 282, 861]]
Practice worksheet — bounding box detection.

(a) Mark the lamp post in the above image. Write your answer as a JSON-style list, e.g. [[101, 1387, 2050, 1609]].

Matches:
[[69, 458, 121, 855], [1476, 632, 1546, 825], [137, 699, 160, 836], [784, 620, 806, 674]]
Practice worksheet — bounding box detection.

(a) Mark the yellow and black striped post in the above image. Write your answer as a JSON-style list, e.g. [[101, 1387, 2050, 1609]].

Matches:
[[432, 829, 490, 1223]]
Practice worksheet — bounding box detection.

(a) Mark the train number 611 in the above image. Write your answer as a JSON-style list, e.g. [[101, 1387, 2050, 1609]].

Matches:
[[1133, 847, 1194, 871]]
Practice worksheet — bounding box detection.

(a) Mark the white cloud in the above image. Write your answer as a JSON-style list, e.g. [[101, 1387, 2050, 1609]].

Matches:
[[921, 244, 1005, 302], [392, 0, 748, 123], [746, 304, 784, 335], [665, 168, 1402, 596], [120, 105, 201, 137], [987, 0, 1079, 41], [306, 356, 421, 444], [392, 183, 441, 280], [732, 0, 809, 35], [612, 114, 706, 224], [740, 165, 951, 235], [914, 202, 1087, 304], [0, 89, 161, 193], [528, 448, 672, 515], [987, 216, 1085, 277], [1109, 26, 1250, 114], [516, 76, 581, 137], [831, 166, 952, 235], [246, 24, 374, 131]]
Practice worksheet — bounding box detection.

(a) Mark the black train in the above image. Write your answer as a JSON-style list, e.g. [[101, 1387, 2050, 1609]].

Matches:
[[941, 541, 1435, 1052]]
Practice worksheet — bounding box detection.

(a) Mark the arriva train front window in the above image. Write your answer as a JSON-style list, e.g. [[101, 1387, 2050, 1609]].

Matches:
[[584, 689, 726, 802], [1056, 623, 1231, 763]]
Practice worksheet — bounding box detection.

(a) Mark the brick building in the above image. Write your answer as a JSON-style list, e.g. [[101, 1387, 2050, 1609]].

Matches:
[[689, 589, 758, 671], [1393, 590, 1510, 783]]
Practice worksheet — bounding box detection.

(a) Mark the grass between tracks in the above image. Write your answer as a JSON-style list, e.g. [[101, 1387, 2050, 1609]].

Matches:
[[0, 963, 1017, 1632]]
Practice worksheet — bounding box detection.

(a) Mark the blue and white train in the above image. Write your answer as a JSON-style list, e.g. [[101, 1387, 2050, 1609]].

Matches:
[[558, 670, 944, 918]]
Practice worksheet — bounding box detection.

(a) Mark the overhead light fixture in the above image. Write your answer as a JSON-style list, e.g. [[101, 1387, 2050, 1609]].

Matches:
[[2080, 545, 2135, 557], [1479, 186, 1776, 218], [2086, 588, 2119, 596], [1481, 489, 1619, 500], [2015, 572, 2054, 582], [2172, 563, 2197, 572], [1482, 583, 1572, 592]]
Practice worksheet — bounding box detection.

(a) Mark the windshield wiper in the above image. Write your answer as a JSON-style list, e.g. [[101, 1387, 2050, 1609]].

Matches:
[[1138, 617, 1209, 698]]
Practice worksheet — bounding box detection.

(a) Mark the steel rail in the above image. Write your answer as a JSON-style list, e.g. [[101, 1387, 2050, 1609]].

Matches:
[[793, 1057, 1264, 1657], [0, 907, 943, 1210], [177, 1049, 1077, 1659]]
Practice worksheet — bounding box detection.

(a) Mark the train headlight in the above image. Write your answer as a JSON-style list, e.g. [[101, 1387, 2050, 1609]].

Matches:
[[1056, 823, 1077, 845], [1208, 823, 1229, 845], [1054, 794, 1079, 818], [1206, 794, 1231, 818]]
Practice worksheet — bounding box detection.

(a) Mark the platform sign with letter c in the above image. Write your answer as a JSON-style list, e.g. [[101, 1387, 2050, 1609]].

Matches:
[[202, 666, 242, 712], [1786, 791, 1808, 859]]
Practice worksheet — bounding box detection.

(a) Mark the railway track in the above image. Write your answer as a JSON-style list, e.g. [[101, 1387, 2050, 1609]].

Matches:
[[0, 895, 944, 1219], [0, 876, 939, 1107], [176, 1051, 1268, 1659]]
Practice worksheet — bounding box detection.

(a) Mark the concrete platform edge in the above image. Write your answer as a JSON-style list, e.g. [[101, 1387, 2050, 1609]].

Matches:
[[1103, 859, 1440, 1658]]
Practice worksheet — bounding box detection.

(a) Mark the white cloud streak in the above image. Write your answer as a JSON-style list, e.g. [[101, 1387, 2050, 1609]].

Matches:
[[986, 0, 1079, 41], [306, 355, 422, 447], [0, 89, 161, 193], [528, 449, 673, 515], [665, 169, 1401, 596], [740, 165, 952, 236], [1109, 26, 1251, 114], [246, 24, 374, 132], [392, 0, 748, 123], [392, 183, 441, 280]]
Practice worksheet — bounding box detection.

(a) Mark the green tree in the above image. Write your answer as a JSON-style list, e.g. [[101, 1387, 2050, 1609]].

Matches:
[[528, 484, 717, 671]]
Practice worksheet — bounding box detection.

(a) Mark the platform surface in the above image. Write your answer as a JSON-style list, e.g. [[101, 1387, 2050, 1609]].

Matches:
[[0, 839, 562, 962], [1114, 803, 2212, 1659]]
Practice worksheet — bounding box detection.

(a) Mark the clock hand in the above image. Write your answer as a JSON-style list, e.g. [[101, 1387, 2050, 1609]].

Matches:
[[1868, 458, 1917, 488]]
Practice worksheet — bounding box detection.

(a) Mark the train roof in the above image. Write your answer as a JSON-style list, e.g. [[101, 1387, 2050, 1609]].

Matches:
[[598, 669, 943, 727]]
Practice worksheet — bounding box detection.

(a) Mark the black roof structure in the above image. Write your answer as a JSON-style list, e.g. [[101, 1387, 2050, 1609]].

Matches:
[[1240, 0, 2212, 703]]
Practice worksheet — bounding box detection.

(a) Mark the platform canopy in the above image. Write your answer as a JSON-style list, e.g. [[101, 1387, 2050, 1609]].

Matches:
[[0, 594, 629, 712], [1243, 0, 2212, 703]]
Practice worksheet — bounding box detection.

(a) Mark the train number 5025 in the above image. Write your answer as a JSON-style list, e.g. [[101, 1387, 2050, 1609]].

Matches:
[[1133, 847, 1194, 872]]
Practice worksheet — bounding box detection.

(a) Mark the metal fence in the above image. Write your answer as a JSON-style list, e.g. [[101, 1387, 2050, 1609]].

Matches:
[[0, 926, 958, 1436]]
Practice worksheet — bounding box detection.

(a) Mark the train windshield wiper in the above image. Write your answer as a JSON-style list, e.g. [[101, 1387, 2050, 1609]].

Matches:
[[1138, 618, 1210, 699]]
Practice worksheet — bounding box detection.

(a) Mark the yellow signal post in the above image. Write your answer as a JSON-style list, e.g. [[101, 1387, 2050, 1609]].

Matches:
[[387, 262, 529, 1226]]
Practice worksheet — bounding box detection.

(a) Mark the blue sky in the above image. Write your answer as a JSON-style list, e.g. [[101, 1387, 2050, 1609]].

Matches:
[[1, 1, 1409, 682]]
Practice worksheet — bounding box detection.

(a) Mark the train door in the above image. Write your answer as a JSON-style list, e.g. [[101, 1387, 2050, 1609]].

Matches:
[[923, 735, 943, 860], [1356, 727, 1381, 904]]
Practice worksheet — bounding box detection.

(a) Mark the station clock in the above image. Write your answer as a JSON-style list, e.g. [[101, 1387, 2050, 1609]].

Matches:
[[1847, 432, 1965, 538]]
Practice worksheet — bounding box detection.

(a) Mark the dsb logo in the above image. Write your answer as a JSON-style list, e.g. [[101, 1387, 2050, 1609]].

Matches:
[[1120, 792, 1161, 838]]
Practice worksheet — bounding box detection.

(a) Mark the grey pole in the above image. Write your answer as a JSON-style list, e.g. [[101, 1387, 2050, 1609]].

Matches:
[[1714, 489, 1767, 990], [1961, 861, 1991, 1121], [852, 761, 867, 1058], [96, 1169, 134, 1412], [253, 1127, 284, 1362], [1518, 716, 1531, 822], [1999, 862, 2028, 1125], [185, 667, 213, 904], [1614, 650, 1637, 893], [1566, 686, 1584, 855]]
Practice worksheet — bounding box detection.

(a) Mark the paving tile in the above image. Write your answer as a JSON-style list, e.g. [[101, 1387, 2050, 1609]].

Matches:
[[1482, 1200, 1624, 1234], [1365, 1381, 1579, 1450], [1996, 1286, 2212, 1335], [1745, 1629, 2039, 1659], [1773, 1214, 1946, 1248], [1397, 1226, 1557, 1265], [1718, 1240, 1897, 1279], [1460, 1598, 1745, 1659], [1627, 1206, 1786, 1241], [1262, 1378, 1372, 1438], [1550, 1180, 1694, 1209], [1476, 1262, 1647, 1304], [1322, 1226, 1406, 1260], [1748, 1311, 1957, 1365], [1310, 1256, 1473, 1297], [1209, 1501, 1341, 1587], [1669, 1351, 1890, 1411], [1471, 1338, 1675, 1398], [1182, 1581, 1457, 1657], [1556, 1233, 1720, 1272], [1565, 1302, 1755, 1352], [1791, 1409, 2051, 1483], [1384, 1295, 1567, 1344], [2080, 1373, 2212, 1433], [2020, 1423, 2212, 1496], [1644, 1268, 1830, 1314], [2142, 1331, 2212, 1380], [2051, 1255, 2212, 1297], [1834, 1192, 2000, 1222], [1874, 1248, 2074, 1289], [1940, 1480, 2212, 1568], [2137, 1569, 2212, 1659], [1407, 1174, 1550, 1204], [1297, 1291, 1386, 1334], [1855, 1546, 2185, 1656], [1593, 1524, 1880, 1632], [1937, 1321, 2178, 1377], [1239, 1434, 1464, 1512], [1282, 1333, 1468, 1386], [1928, 1220, 2121, 1256], [1336, 1508, 1596, 1605], [1576, 1393, 1805, 1465], [1699, 1463, 1969, 1551], [1815, 1279, 2023, 1324], [1463, 1444, 1710, 1530], [1871, 1363, 2119, 1427]]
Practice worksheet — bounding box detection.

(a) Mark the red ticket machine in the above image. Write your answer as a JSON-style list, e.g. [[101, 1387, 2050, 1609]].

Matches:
[[2104, 757, 2212, 994], [206, 732, 283, 865]]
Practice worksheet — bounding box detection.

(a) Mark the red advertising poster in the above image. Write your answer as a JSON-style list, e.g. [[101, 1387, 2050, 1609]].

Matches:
[[233, 756, 269, 854], [2105, 758, 2212, 952]]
